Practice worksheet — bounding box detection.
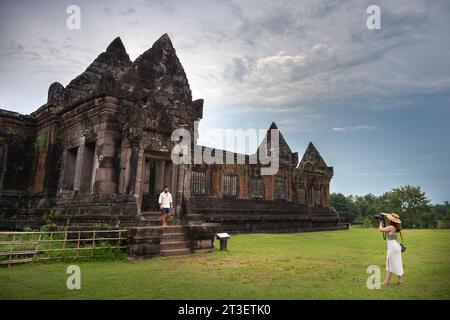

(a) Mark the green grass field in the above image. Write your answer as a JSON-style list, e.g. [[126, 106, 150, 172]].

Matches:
[[1, 227, 449, 300]]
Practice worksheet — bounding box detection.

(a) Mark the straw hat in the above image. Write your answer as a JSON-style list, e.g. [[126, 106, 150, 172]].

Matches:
[[386, 212, 401, 224]]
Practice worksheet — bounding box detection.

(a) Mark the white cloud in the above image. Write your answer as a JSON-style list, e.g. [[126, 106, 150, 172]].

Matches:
[[332, 125, 380, 132]]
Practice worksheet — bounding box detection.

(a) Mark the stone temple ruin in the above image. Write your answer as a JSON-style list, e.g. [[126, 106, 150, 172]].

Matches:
[[0, 34, 345, 241]]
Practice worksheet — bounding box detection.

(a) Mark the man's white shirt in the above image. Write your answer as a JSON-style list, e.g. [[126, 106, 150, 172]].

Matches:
[[159, 192, 172, 208]]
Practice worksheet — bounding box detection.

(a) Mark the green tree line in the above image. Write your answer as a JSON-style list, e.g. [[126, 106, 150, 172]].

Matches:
[[331, 185, 450, 229]]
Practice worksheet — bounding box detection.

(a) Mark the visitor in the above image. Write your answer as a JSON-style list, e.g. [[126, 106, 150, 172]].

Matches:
[[378, 212, 404, 285], [159, 186, 173, 227]]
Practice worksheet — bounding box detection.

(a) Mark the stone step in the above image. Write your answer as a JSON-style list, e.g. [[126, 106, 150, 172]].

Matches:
[[190, 199, 302, 207], [160, 248, 192, 257], [185, 214, 204, 222], [161, 233, 187, 241], [204, 216, 311, 223], [141, 216, 162, 221], [216, 222, 311, 228], [56, 214, 137, 220], [195, 208, 303, 214], [162, 225, 184, 233], [141, 211, 163, 217], [138, 216, 163, 227], [160, 240, 191, 250]]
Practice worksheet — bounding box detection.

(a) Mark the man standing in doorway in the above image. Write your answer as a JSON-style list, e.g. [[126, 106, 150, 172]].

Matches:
[[159, 186, 173, 227]]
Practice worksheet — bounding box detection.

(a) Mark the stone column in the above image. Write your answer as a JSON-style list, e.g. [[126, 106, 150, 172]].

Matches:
[[175, 164, 185, 216], [324, 182, 331, 208], [133, 146, 145, 214], [183, 165, 191, 199], [57, 149, 67, 193], [93, 133, 121, 194], [263, 176, 273, 201], [307, 183, 314, 208], [90, 144, 99, 192], [210, 166, 222, 198], [125, 144, 139, 194], [73, 138, 85, 192], [287, 174, 292, 201]]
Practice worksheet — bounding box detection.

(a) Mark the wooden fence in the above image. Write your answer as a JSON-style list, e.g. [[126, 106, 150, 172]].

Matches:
[[0, 229, 127, 267]]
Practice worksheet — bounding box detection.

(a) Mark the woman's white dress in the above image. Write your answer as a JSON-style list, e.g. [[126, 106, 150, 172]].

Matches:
[[386, 231, 404, 276]]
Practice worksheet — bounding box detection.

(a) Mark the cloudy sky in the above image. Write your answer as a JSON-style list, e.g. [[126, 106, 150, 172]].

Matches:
[[1, 0, 449, 203]]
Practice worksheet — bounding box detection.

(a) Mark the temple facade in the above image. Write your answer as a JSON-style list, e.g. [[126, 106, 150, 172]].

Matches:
[[0, 34, 345, 233]]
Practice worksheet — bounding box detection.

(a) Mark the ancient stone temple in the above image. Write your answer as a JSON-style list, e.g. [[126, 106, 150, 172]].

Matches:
[[0, 34, 345, 234]]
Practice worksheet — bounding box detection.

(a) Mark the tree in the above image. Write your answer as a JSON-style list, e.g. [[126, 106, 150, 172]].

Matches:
[[438, 211, 450, 229], [386, 185, 432, 228], [432, 203, 450, 221], [421, 211, 437, 228], [362, 216, 374, 228], [331, 193, 356, 223], [332, 186, 435, 228]]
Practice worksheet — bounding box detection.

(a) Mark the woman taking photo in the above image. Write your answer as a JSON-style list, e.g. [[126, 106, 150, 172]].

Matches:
[[379, 212, 404, 285]]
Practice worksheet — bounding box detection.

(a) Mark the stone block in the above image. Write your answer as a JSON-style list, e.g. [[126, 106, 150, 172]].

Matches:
[[127, 227, 163, 260]]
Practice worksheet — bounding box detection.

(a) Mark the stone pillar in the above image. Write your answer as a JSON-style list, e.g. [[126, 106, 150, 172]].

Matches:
[[323, 182, 331, 208], [183, 165, 191, 199], [142, 159, 151, 194], [118, 148, 127, 194], [90, 105, 123, 195], [307, 183, 314, 208], [73, 138, 85, 192], [263, 176, 273, 200], [133, 146, 145, 213], [57, 149, 67, 193], [175, 164, 185, 216], [93, 133, 120, 194], [210, 166, 222, 198], [287, 174, 292, 202], [90, 144, 99, 192], [125, 144, 139, 194], [239, 174, 248, 200]]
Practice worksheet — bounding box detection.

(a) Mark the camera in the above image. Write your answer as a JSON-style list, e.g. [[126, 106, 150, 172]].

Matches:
[[373, 213, 385, 220]]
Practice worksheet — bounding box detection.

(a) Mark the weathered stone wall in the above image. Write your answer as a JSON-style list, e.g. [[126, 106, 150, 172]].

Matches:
[[182, 127, 332, 210], [0, 106, 63, 231], [0, 109, 37, 192]]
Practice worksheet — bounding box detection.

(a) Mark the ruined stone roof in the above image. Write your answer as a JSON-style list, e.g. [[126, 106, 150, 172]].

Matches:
[[121, 33, 192, 104], [52, 37, 132, 108], [46, 34, 192, 111], [300, 142, 328, 169], [256, 122, 297, 163]]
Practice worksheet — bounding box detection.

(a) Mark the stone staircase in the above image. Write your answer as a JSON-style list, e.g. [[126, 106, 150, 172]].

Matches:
[[140, 211, 164, 226], [185, 197, 344, 233], [160, 225, 192, 256], [139, 212, 192, 257]]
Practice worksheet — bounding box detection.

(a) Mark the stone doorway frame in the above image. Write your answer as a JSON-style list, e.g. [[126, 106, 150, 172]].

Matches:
[[138, 151, 177, 213]]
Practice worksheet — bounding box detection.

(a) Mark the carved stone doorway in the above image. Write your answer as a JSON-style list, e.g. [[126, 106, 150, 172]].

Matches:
[[142, 156, 173, 211]]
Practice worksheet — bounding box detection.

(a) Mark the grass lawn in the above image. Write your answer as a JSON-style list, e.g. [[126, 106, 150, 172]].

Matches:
[[0, 227, 449, 300]]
